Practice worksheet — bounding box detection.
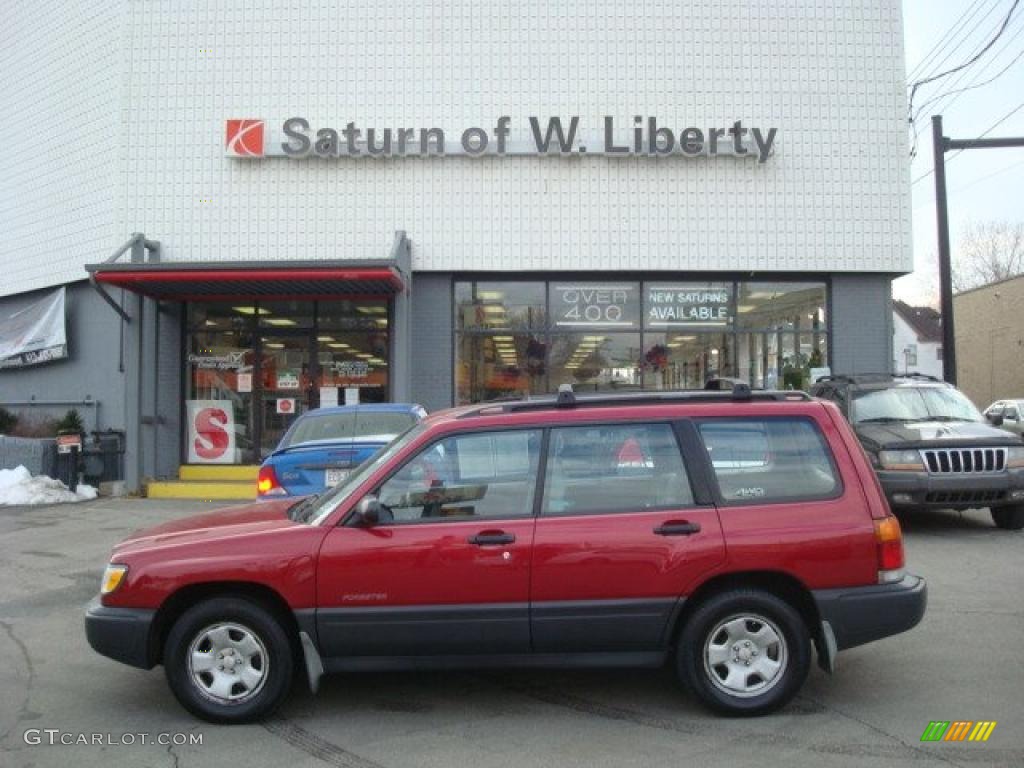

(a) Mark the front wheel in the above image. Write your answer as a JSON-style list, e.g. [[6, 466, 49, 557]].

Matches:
[[991, 505, 1024, 530], [676, 589, 810, 715], [164, 597, 294, 723]]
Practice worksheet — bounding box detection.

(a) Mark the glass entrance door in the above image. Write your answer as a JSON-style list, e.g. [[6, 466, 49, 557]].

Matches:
[[258, 331, 316, 457]]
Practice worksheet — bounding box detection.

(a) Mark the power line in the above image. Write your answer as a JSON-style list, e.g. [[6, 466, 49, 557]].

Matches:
[[913, 155, 1024, 210], [912, 12, 1024, 125], [913, 99, 1024, 186], [908, 0, 1020, 126], [909, 0, 1020, 158], [906, 0, 990, 82]]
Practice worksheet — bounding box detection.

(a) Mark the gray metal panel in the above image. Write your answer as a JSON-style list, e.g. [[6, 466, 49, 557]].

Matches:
[[829, 274, 894, 375], [409, 273, 454, 411], [0, 281, 128, 441]]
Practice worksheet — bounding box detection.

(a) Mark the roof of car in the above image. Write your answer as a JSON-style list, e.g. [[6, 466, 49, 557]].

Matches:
[[422, 386, 819, 428], [297, 403, 424, 417], [814, 373, 948, 390]]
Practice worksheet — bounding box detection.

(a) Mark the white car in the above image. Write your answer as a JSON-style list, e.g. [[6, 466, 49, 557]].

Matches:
[[983, 400, 1024, 436]]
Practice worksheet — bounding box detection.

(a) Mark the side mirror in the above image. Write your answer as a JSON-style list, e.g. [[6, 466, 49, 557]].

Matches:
[[988, 413, 1005, 426], [355, 495, 383, 526]]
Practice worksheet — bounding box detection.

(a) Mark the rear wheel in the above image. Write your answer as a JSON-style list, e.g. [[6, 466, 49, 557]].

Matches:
[[991, 505, 1024, 530], [676, 589, 810, 715], [164, 597, 294, 723]]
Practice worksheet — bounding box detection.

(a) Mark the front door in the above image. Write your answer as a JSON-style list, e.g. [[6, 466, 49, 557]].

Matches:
[[530, 421, 725, 652], [315, 428, 543, 658], [258, 331, 317, 457]]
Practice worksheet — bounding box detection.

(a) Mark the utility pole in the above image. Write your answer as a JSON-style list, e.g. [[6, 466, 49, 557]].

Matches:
[[930, 115, 1024, 386], [931, 116, 955, 384]]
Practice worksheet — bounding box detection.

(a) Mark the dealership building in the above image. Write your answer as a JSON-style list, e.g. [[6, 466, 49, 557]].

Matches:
[[0, 0, 911, 494]]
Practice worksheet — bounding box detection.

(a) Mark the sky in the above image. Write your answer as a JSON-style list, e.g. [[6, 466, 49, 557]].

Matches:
[[897, 0, 1024, 306]]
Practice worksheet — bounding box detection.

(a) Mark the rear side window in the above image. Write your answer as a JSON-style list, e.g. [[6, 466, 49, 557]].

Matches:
[[698, 418, 839, 503], [542, 423, 694, 515]]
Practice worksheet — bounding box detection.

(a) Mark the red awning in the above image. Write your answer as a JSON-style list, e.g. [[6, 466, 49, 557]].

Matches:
[[85, 261, 405, 301]]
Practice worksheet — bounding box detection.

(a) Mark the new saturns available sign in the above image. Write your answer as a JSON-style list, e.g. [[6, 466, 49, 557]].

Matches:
[[226, 116, 777, 162]]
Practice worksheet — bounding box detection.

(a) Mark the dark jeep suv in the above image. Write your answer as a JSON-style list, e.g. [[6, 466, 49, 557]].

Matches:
[[811, 374, 1024, 529]]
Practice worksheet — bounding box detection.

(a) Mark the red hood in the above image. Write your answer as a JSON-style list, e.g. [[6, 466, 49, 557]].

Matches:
[[111, 498, 303, 556]]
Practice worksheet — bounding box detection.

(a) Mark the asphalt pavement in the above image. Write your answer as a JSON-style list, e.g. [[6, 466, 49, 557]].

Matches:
[[0, 498, 1021, 768]]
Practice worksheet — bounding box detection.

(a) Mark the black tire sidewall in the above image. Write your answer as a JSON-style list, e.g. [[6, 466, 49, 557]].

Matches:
[[164, 597, 294, 723], [677, 589, 810, 716], [992, 505, 1024, 530]]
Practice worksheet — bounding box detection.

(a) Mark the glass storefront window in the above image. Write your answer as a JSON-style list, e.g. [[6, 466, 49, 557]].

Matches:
[[454, 279, 829, 403], [186, 302, 259, 332], [736, 282, 826, 331], [456, 333, 547, 404], [317, 331, 389, 403], [186, 330, 257, 464], [644, 282, 732, 329], [549, 333, 642, 393], [257, 300, 314, 328], [456, 282, 546, 330], [186, 299, 392, 463], [642, 332, 733, 390], [549, 282, 641, 331], [318, 299, 389, 331]]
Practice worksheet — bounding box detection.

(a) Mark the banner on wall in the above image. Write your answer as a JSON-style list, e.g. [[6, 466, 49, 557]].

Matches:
[[0, 287, 68, 369], [186, 400, 236, 464]]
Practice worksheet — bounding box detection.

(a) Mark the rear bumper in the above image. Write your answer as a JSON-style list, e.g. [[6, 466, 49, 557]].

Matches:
[[877, 467, 1024, 509], [812, 573, 927, 651], [84, 597, 156, 669]]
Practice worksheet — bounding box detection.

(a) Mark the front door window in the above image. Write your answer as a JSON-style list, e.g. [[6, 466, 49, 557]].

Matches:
[[258, 332, 315, 457]]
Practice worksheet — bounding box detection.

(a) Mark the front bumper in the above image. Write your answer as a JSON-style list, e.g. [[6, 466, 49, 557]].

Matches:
[[877, 467, 1024, 509], [812, 573, 927, 651], [84, 597, 156, 669]]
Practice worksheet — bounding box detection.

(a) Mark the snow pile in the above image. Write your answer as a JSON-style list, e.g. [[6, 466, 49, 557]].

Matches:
[[0, 465, 98, 506]]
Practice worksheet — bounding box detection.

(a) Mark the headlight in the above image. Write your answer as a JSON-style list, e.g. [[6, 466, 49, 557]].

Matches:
[[100, 564, 128, 595], [1008, 446, 1024, 469], [878, 449, 925, 471]]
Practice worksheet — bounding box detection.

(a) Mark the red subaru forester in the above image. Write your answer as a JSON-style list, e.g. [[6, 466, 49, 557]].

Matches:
[[86, 386, 926, 722]]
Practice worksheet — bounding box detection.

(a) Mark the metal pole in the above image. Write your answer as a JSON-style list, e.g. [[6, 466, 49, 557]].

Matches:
[[932, 115, 957, 385]]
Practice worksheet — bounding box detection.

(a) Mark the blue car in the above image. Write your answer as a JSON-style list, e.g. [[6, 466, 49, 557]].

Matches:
[[257, 403, 427, 498]]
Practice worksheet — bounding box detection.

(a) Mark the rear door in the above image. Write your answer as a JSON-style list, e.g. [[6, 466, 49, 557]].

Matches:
[[315, 428, 542, 658], [529, 420, 725, 653]]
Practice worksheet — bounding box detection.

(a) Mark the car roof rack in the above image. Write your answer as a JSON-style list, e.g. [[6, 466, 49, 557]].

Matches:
[[815, 372, 944, 385], [455, 381, 812, 419]]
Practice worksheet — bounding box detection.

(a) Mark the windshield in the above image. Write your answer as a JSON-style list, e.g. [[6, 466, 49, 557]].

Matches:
[[290, 422, 427, 525], [281, 410, 418, 449], [851, 386, 983, 424]]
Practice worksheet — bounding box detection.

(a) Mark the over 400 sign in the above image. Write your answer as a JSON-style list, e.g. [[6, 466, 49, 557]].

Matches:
[[553, 285, 640, 328]]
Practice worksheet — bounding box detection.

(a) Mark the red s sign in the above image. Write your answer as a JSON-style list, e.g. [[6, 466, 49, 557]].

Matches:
[[186, 400, 236, 464], [193, 407, 230, 460]]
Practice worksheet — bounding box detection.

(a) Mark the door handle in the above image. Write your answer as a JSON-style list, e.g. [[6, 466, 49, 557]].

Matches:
[[653, 521, 701, 536], [468, 531, 516, 546]]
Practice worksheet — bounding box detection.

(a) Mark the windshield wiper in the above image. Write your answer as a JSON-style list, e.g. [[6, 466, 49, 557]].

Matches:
[[857, 417, 909, 423]]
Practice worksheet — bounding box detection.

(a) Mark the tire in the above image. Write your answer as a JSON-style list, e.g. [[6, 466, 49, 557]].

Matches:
[[164, 597, 294, 723], [991, 505, 1024, 530], [676, 589, 810, 716]]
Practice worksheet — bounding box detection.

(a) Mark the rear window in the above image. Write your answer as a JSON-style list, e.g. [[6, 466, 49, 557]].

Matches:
[[698, 418, 839, 503], [282, 410, 417, 448]]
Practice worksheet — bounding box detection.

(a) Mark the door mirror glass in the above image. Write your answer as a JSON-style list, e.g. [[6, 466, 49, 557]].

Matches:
[[355, 495, 383, 525], [988, 412, 1005, 426]]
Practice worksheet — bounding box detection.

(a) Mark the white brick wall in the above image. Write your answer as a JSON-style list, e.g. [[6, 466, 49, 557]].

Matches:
[[1, 0, 911, 296], [0, 1, 123, 297]]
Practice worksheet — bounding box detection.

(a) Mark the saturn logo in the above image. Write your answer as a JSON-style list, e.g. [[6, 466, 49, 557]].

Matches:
[[225, 119, 265, 157]]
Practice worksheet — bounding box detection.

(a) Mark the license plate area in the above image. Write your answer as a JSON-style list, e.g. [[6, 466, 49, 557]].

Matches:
[[325, 469, 349, 487]]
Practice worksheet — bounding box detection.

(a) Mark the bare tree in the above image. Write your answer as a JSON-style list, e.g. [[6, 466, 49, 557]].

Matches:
[[953, 220, 1024, 293]]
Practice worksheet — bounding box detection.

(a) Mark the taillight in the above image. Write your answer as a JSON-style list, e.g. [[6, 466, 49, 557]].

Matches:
[[874, 515, 904, 582], [257, 465, 285, 496]]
